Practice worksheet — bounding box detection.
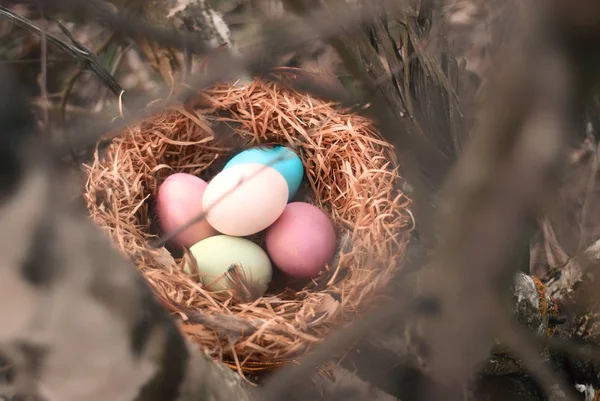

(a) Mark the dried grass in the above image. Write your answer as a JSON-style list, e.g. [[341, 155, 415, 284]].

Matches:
[[83, 68, 414, 374]]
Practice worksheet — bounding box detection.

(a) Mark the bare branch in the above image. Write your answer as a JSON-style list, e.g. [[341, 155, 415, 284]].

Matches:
[[0, 5, 124, 97]]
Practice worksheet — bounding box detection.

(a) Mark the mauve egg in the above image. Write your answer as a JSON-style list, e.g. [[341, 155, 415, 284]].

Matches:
[[265, 202, 337, 278], [202, 163, 288, 236], [156, 173, 218, 247]]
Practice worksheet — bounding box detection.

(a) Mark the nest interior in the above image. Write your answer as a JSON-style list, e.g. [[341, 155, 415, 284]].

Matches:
[[83, 70, 414, 374]]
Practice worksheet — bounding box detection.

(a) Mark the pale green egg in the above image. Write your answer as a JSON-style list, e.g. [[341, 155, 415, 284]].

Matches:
[[184, 235, 272, 297]]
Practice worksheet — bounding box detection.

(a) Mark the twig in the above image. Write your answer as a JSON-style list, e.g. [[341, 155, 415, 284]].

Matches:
[[0, 5, 123, 98]]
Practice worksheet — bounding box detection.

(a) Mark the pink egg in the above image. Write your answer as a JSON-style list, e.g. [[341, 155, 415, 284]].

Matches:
[[266, 202, 337, 279], [156, 173, 218, 247], [202, 163, 289, 236]]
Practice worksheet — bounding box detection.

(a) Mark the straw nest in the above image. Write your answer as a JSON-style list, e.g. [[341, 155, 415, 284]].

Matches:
[[83, 68, 414, 375]]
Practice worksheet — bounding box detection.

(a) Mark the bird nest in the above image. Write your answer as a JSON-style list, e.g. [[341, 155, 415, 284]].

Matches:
[[83, 68, 414, 376]]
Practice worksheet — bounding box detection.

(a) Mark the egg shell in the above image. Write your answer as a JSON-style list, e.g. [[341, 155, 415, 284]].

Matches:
[[265, 202, 337, 279], [156, 173, 218, 247], [224, 146, 304, 201], [184, 235, 272, 295], [202, 163, 288, 236]]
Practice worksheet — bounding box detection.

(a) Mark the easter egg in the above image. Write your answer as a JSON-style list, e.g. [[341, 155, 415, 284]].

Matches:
[[202, 163, 288, 236], [224, 146, 304, 201], [184, 235, 272, 298], [156, 173, 218, 247], [266, 202, 336, 279]]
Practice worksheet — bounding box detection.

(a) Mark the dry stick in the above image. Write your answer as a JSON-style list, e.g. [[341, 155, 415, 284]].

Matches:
[[109, 42, 134, 76], [0, 5, 123, 98], [548, 237, 600, 301], [42, 0, 382, 62]]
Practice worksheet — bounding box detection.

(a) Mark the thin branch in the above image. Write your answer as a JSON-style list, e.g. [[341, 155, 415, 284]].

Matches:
[[58, 30, 116, 125], [0, 5, 123, 97]]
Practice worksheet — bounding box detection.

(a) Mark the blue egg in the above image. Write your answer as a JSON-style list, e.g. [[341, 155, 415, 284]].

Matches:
[[224, 146, 304, 201]]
